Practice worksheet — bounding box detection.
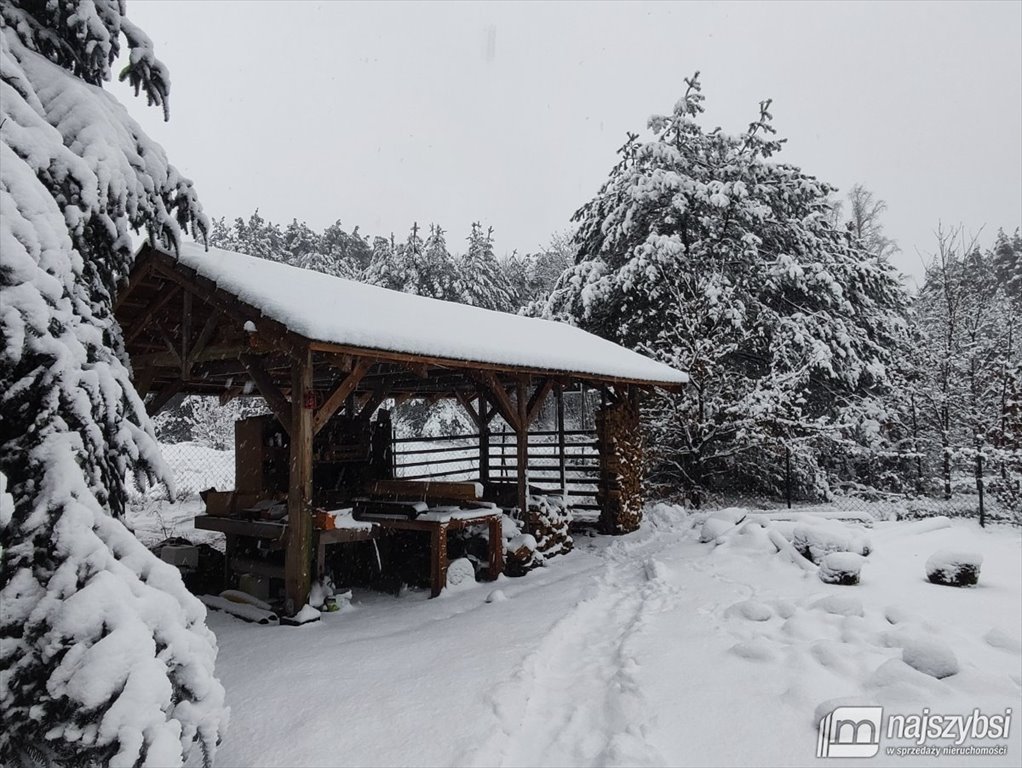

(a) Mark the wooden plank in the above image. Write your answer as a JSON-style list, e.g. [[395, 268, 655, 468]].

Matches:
[[357, 384, 389, 424], [239, 353, 292, 434], [313, 359, 370, 435], [285, 349, 314, 616], [478, 385, 490, 486]]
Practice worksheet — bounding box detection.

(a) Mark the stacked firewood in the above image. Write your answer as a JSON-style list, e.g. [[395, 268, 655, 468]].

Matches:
[[525, 495, 573, 558], [596, 397, 644, 534]]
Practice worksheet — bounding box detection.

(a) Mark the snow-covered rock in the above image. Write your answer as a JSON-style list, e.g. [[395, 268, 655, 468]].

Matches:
[[818, 552, 866, 585], [925, 550, 983, 587], [901, 636, 960, 679], [792, 520, 871, 564], [486, 589, 508, 604], [445, 558, 477, 590]]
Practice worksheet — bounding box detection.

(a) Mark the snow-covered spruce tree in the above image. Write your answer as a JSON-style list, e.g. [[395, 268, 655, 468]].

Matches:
[[460, 223, 517, 311], [1, 4, 227, 766], [544, 74, 909, 502], [419, 224, 463, 302]]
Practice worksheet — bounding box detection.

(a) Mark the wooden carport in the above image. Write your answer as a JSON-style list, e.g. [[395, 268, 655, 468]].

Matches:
[[116, 242, 687, 614]]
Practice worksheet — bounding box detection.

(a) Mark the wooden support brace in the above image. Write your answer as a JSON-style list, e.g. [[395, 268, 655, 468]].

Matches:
[[240, 353, 292, 434], [125, 284, 180, 344], [526, 378, 555, 427], [186, 313, 220, 378], [180, 291, 193, 381], [314, 359, 369, 435], [476, 371, 521, 432], [145, 380, 183, 417], [357, 384, 389, 423], [455, 390, 481, 428]]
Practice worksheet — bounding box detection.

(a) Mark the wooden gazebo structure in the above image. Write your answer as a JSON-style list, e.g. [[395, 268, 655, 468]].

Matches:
[[116, 242, 687, 613]]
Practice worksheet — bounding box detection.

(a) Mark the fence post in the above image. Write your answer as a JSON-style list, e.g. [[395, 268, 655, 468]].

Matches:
[[785, 443, 792, 510], [556, 385, 566, 497]]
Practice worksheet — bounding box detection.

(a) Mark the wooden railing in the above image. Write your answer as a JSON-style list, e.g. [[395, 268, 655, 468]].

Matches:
[[390, 428, 601, 512]]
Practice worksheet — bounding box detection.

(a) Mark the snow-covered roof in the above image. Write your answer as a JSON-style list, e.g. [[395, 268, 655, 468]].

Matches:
[[151, 242, 688, 387]]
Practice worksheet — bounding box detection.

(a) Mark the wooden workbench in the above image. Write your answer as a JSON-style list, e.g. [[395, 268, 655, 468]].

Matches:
[[194, 506, 503, 598]]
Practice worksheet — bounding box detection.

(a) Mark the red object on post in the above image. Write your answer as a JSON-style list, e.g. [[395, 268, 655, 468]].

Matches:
[[303, 390, 317, 409]]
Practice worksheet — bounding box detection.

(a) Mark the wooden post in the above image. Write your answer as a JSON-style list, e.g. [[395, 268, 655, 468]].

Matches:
[[487, 515, 504, 579], [478, 388, 490, 487], [556, 385, 566, 496], [516, 378, 529, 514], [429, 522, 449, 597], [285, 347, 314, 616]]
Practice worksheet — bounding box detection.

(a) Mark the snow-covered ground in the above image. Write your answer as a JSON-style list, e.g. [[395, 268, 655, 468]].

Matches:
[[177, 505, 1020, 767]]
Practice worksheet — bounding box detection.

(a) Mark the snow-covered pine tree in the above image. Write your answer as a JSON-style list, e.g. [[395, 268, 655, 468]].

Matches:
[[460, 223, 517, 311], [418, 224, 463, 302], [1, 3, 227, 765], [365, 231, 410, 291], [544, 73, 909, 501], [321, 220, 372, 275]]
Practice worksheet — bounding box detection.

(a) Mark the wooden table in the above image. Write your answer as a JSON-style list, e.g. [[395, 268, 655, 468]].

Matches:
[[354, 508, 504, 597], [193, 514, 379, 581], [195, 506, 503, 598]]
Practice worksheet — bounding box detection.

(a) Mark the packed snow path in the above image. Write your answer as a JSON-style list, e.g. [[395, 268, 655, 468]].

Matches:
[[200, 507, 1021, 767]]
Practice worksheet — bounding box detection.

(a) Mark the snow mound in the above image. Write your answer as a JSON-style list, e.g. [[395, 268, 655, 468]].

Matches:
[[289, 604, 322, 625], [725, 599, 773, 622], [925, 550, 983, 587], [818, 552, 866, 585], [792, 520, 871, 564], [810, 595, 864, 617], [901, 637, 960, 679], [868, 658, 946, 696], [984, 627, 1022, 654], [446, 558, 477, 590], [884, 605, 914, 625], [486, 589, 508, 604], [730, 639, 777, 662], [699, 507, 747, 542]]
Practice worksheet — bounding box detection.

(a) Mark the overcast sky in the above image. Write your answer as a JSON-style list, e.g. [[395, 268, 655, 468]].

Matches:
[[116, 0, 1021, 286]]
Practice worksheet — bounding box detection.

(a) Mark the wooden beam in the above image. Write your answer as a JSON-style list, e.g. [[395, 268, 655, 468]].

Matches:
[[180, 291, 193, 381], [313, 359, 369, 435], [556, 384, 566, 495], [357, 384, 389, 423], [114, 259, 155, 312], [525, 378, 555, 427], [475, 371, 521, 432], [125, 284, 180, 344], [516, 377, 529, 514], [145, 379, 182, 417], [455, 390, 481, 428], [285, 348, 314, 616], [185, 312, 220, 378], [240, 353, 292, 434], [477, 386, 490, 486], [133, 366, 159, 398]]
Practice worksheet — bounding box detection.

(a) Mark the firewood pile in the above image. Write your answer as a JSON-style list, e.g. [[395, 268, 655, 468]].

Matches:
[[525, 494, 573, 558], [596, 397, 644, 534]]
